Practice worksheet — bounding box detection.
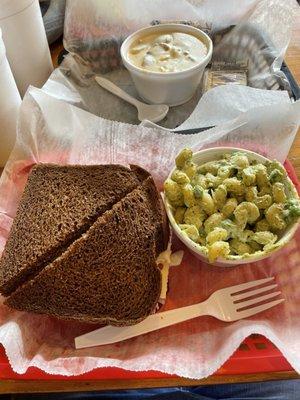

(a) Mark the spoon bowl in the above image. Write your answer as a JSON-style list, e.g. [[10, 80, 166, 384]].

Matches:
[[95, 76, 169, 123], [137, 103, 169, 123]]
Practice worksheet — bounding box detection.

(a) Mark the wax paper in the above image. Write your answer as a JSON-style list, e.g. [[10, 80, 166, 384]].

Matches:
[[64, 0, 297, 70], [42, 55, 292, 130], [0, 87, 300, 378]]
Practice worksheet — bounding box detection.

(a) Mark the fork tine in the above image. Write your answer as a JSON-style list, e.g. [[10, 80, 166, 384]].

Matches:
[[235, 291, 281, 309], [227, 277, 274, 294], [232, 284, 278, 301], [236, 298, 284, 319]]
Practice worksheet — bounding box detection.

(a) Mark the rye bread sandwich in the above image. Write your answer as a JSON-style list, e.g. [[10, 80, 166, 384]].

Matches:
[[0, 164, 169, 325]]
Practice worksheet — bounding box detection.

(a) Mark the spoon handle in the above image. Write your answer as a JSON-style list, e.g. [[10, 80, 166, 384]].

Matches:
[[95, 76, 142, 108]]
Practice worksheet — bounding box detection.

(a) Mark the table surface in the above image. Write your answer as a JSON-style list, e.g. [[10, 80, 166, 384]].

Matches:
[[1, 13, 300, 394]]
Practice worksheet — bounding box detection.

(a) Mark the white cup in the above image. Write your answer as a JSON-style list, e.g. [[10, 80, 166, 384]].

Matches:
[[0, 0, 53, 96], [0, 28, 21, 167], [121, 24, 213, 106]]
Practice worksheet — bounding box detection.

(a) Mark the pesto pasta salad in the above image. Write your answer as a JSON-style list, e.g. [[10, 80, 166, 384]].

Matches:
[[164, 149, 300, 263]]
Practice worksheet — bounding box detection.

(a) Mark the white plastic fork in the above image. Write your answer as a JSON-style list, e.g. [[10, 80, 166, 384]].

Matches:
[[75, 277, 284, 349]]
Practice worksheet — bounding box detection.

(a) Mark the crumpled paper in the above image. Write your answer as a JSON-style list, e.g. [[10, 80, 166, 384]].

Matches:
[[42, 58, 292, 131], [0, 87, 300, 378], [142, 85, 291, 131], [64, 0, 297, 77]]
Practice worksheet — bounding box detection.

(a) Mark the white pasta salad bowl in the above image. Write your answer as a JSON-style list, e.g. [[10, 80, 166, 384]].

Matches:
[[163, 147, 300, 267]]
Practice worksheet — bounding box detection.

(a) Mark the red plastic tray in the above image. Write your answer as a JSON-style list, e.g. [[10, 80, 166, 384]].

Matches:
[[0, 335, 293, 380], [0, 160, 297, 381]]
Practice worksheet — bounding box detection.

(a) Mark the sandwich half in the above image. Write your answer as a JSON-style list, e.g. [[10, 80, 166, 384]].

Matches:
[[0, 164, 169, 325]]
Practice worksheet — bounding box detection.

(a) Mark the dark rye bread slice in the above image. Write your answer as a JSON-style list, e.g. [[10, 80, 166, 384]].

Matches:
[[131, 165, 169, 253], [6, 178, 166, 325], [0, 164, 144, 296]]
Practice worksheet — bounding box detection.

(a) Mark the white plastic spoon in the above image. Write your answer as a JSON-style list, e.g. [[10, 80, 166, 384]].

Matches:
[[95, 76, 169, 123]]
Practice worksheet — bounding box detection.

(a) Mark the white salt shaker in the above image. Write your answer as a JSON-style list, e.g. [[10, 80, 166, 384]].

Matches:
[[0, 0, 53, 96], [0, 28, 21, 167]]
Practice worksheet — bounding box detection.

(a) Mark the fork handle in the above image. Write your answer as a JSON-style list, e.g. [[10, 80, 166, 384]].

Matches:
[[75, 301, 209, 348]]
